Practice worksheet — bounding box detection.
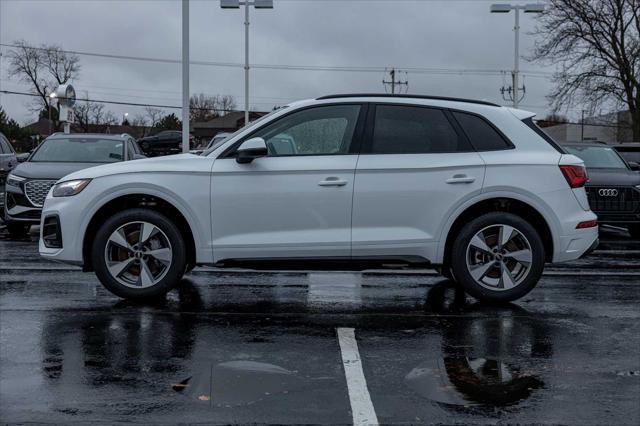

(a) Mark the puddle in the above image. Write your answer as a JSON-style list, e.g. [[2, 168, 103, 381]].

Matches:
[[405, 357, 543, 406], [173, 360, 304, 406]]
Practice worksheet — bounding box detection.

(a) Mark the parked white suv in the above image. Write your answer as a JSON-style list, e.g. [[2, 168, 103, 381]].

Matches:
[[39, 95, 598, 302]]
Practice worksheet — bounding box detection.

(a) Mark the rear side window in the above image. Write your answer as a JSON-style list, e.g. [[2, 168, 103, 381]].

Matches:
[[370, 105, 471, 154], [453, 111, 511, 151]]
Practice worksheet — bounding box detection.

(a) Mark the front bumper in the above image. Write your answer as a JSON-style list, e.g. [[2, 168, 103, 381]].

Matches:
[[4, 185, 43, 224]]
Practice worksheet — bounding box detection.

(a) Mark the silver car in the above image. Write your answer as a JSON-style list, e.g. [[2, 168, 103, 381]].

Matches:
[[0, 132, 17, 176]]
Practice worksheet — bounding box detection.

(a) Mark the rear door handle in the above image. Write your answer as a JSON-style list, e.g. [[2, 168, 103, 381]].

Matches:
[[318, 177, 348, 187], [446, 174, 476, 184]]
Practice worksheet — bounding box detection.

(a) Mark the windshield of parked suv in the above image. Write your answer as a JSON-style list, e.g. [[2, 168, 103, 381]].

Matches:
[[564, 145, 628, 169], [30, 137, 125, 163]]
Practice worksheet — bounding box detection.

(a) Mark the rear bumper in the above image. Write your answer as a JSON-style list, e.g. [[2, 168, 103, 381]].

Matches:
[[553, 225, 599, 263], [579, 237, 599, 259]]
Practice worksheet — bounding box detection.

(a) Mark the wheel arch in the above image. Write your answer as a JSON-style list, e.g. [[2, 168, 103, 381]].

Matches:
[[439, 194, 556, 267], [82, 193, 197, 272]]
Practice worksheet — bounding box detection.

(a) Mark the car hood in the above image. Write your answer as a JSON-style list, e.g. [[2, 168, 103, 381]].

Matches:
[[585, 168, 640, 186], [10, 162, 107, 181], [62, 153, 208, 181]]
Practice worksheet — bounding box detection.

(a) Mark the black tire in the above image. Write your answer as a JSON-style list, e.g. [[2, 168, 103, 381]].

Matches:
[[628, 224, 640, 240], [436, 265, 457, 283], [92, 208, 187, 300], [450, 212, 545, 303], [6, 222, 30, 238]]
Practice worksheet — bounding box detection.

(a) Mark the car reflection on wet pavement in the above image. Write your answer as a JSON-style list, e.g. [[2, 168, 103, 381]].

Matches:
[[1, 230, 639, 424]]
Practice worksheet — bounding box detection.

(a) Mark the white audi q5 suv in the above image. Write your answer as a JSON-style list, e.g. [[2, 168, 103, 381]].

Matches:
[[39, 94, 598, 302]]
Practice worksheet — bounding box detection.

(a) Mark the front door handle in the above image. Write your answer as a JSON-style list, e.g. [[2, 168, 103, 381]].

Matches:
[[318, 177, 348, 187], [446, 174, 476, 184]]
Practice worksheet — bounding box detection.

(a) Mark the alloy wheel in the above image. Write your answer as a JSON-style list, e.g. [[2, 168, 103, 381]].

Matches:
[[104, 221, 173, 288], [465, 224, 533, 291]]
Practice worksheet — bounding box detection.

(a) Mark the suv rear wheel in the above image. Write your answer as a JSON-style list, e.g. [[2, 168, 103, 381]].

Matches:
[[450, 212, 545, 303], [92, 208, 186, 300]]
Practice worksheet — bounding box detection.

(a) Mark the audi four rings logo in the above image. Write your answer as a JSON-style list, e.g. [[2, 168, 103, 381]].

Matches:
[[598, 188, 619, 197]]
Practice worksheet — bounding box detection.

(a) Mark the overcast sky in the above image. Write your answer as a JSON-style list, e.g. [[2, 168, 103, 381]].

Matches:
[[0, 0, 567, 125]]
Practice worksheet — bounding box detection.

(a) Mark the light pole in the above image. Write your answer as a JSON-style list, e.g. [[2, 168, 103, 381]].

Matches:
[[182, 0, 190, 153], [490, 3, 545, 108], [48, 92, 57, 135], [221, 0, 274, 126]]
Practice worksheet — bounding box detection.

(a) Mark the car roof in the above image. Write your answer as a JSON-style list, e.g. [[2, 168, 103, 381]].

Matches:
[[316, 93, 501, 107], [48, 133, 132, 140], [562, 141, 610, 148], [613, 143, 640, 148]]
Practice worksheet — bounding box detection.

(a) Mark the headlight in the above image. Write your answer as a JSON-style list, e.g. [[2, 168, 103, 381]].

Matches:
[[6, 173, 26, 187], [52, 179, 91, 197]]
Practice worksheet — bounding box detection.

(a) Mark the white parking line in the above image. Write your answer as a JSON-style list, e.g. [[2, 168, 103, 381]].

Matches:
[[337, 327, 379, 426]]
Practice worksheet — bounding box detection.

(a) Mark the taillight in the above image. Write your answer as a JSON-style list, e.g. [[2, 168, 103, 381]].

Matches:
[[576, 219, 598, 229], [559, 165, 588, 188]]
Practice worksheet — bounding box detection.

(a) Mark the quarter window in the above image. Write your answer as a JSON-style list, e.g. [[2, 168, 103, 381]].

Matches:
[[453, 111, 511, 151], [250, 105, 361, 156], [370, 105, 470, 154]]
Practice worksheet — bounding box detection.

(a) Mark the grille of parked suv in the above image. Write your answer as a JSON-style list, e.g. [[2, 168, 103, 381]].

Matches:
[[24, 180, 57, 207], [586, 186, 640, 213]]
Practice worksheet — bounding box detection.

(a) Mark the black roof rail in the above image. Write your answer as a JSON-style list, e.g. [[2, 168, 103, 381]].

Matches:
[[316, 93, 501, 107]]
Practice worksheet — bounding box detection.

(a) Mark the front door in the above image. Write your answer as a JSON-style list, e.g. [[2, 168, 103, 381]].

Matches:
[[210, 104, 365, 262]]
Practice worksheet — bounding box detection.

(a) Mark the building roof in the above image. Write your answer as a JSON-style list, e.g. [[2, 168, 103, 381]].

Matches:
[[193, 111, 267, 129]]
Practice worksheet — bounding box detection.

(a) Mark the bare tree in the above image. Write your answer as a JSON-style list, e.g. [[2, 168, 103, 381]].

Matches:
[[189, 93, 237, 123], [144, 107, 164, 128], [530, 0, 640, 140], [73, 99, 118, 132], [215, 95, 237, 116], [190, 93, 217, 123], [7, 40, 80, 128], [131, 113, 151, 138]]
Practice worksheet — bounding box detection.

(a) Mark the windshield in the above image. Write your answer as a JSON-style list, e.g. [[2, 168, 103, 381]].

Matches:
[[564, 145, 628, 169], [30, 137, 125, 163]]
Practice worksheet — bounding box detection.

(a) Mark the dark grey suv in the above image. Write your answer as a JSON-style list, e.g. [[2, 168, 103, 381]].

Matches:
[[4, 133, 144, 237], [564, 142, 640, 238]]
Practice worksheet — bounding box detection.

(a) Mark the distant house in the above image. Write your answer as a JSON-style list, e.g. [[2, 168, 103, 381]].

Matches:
[[542, 110, 635, 144], [192, 111, 267, 142]]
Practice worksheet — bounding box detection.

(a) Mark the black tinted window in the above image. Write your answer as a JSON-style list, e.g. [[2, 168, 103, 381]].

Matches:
[[371, 105, 469, 154], [453, 112, 511, 151]]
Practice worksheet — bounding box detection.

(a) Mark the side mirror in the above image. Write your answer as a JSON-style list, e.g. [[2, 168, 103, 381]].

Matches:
[[236, 137, 268, 164], [132, 153, 147, 160], [628, 161, 640, 171]]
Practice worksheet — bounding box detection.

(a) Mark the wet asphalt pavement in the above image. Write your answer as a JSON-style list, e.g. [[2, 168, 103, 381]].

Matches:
[[1, 227, 639, 425]]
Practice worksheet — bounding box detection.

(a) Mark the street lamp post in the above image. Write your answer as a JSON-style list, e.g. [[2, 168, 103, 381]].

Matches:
[[490, 3, 545, 108], [182, 0, 190, 153], [221, 0, 274, 126], [48, 92, 57, 135]]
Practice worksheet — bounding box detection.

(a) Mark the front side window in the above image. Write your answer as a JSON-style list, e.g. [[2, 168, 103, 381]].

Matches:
[[453, 111, 511, 151], [370, 105, 469, 154], [250, 105, 361, 156], [30, 137, 125, 163], [564, 145, 629, 169]]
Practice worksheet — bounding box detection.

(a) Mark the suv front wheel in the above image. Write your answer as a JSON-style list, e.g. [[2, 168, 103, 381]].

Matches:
[[450, 212, 545, 303], [92, 208, 186, 300]]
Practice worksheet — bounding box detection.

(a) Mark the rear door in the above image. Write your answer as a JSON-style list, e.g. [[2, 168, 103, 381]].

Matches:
[[352, 104, 485, 261]]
